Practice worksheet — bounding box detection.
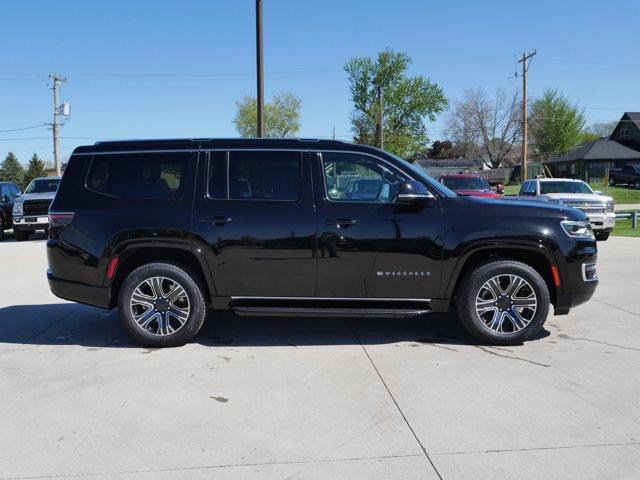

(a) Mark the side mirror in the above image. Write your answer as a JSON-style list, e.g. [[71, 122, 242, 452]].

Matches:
[[594, 190, 602, 195], [496, 183, 505, 195], [0, 195, 10, 204], [396, 181, 433, 205]]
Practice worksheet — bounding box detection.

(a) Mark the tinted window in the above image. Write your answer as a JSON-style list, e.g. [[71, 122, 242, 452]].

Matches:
[[322, 152, 407, 203], [520, 181, 536, 195], [207, 151, 227, 199], [25, 178, 60, 194], [228, 151, 301, 201], [87, 152, 188, 199]]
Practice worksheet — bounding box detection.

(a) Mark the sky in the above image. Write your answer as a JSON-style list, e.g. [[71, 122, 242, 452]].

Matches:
[[1, 0, 640, 164]]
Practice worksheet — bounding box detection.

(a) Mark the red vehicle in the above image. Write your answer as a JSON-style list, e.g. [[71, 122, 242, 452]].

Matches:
[[438, 173, 504, 198]]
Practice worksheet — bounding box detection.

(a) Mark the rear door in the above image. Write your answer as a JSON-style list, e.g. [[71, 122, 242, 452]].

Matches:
[[193, 149, 317, 297], [313, 150, 444, 300]]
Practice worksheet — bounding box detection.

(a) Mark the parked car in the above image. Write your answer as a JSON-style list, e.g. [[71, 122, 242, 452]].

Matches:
[[47, 139, 598, 347], [0, 181, 22, 241], [517, 178, 615, 240], [438, 173, 504, 197], [609, 164, 640, 189], [12, 176, 61, 241]]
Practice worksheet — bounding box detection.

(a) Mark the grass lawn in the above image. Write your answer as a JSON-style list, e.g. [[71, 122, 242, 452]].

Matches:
[[612, 215, 640, 237], [502, 183, 640, 205]]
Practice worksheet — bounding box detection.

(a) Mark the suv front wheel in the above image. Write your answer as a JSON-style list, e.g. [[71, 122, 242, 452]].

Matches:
[[118, 262, 207, 347], [456, 260, 550, 345]]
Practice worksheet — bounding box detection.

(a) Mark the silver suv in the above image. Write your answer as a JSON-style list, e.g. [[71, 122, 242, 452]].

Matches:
[[518, 178, 615, 241], [12, 176, 61, 241]]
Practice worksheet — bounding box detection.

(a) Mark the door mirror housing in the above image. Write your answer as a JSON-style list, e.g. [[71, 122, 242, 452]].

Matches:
[[594, 190, 603, 195], [396, 181, 433, 205], [1, 195, 10, 204]]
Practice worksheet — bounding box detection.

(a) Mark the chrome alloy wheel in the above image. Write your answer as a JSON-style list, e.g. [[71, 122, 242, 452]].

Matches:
[[475, 274, 537, 334], [129, 276, 190, 336]]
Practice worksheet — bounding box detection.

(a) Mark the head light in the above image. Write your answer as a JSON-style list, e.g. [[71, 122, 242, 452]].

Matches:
[[13, 202, 23, 215], [606, 200, 614, 212], [561, 220, 595, 240]]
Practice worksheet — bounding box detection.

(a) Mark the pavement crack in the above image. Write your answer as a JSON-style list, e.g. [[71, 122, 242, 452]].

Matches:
[[593, 299, 639, 317], [0, 453, 425, 479], [559, 334, 640, 352], [433, 440, 640, 456], [474, 346, 550, 367], [21, 306, 82, 345], [348, 321, 444, 480]]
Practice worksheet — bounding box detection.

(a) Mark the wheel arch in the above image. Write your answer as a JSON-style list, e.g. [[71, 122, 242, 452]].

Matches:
[[107, 245, 216, 309], [445, 244, 559, 305]]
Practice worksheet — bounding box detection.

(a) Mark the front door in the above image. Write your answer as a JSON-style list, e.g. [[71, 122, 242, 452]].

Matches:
[[194, 149, 316, 297], [313, 151, 443, 300]]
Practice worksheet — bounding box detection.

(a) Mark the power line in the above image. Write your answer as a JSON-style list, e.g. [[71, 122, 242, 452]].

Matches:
[[0, 124, 46, 134]]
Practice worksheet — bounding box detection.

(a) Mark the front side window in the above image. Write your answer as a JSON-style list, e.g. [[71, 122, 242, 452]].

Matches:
[[86, 152, 188, 199], [25, 178, 60, 194], [520, 181, 536, 195], [322, 152, 407, 203], [228, 151, 301, 201]]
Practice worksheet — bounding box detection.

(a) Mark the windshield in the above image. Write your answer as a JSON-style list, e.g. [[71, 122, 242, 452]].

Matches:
[[25, 178, 61, 194], [387, 153, 457, 197], [441, 176, 491, 190], [540, 181, 593, 195]]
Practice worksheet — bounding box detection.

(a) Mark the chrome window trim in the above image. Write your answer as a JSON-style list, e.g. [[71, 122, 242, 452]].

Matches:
[[230, 296, 432, 302]]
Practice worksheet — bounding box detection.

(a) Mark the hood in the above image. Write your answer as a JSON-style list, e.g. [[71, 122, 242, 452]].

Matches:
[[541, 193, 612, 203], [461, 195, 588, 221], [454, 189, 500, 198], [15, 191, 57, 202]]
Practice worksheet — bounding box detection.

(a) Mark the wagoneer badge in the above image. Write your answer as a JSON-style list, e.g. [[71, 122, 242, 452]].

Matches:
[[377, 271, 430, 276]]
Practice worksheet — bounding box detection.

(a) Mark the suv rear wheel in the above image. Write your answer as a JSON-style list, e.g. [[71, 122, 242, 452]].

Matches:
[[118, 262, 207, 347], [456, 260, 550, 345]]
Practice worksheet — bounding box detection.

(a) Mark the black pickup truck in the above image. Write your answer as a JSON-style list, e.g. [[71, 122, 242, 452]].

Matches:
[[46, 139, 598, 347], [609, 164, 640, 189]]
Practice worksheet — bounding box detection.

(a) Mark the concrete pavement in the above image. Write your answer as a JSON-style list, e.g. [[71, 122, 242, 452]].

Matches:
[[0, 233, 639, 479]]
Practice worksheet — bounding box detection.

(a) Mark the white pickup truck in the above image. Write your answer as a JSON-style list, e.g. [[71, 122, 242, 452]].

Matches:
[[517, 178, 615, 240]]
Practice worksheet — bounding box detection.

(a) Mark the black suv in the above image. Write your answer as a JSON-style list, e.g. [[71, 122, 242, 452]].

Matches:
[[47, 139, 598, 347], [0, 181, 21, 240]]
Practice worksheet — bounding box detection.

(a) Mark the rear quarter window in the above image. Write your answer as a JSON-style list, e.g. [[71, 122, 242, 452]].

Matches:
[[86, 152, 188, 199]]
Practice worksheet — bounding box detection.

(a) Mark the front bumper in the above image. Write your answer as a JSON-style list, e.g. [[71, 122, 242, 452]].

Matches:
[[13, 215, 49, 230], [587, 213, 615, 231]]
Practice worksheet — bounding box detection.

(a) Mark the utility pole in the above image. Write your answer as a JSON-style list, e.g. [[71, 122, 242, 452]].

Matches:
[[255, 0, 265, 137], [518, 50, 536, 182], [49, 73, 67, 177], [377, 84, 384, 149], [332, 126, 336, 139]]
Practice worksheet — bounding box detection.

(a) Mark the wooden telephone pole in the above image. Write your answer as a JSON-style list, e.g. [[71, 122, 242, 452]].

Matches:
[[255, 0, 265, 137], [518, 50, 536, 182]]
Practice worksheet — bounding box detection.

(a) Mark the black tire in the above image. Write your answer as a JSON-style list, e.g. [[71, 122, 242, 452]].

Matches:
[[594, 231, 610, 241], [0, 217, 4, 241], [14, 229, 30, 241], [456, 260, 550, 345], [118, 262, 207, 347]]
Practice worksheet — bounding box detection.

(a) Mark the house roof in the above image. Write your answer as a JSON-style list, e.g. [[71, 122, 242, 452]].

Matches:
[[625, 112, 640, 130], [547, 139, 640, 164]]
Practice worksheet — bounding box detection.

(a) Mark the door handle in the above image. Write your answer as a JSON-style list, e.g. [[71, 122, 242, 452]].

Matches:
[[325, 218, 358, 228], [201, 216, 232, 226]]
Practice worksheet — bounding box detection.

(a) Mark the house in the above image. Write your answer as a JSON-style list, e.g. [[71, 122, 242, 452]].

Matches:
[[546, 112, 640, 183], [414, 157, 483, 178]]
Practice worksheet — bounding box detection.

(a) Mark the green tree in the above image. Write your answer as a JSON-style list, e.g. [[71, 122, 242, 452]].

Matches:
[[0, 152, 24, 186], [581, 120, 617, 142], [345, 49, 448, 159], [530, 89, 586, 160], [23, 153, 47, 189], [233, 92, 301, 138]]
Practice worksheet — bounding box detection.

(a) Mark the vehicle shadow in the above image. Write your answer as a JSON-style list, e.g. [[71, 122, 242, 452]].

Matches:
[[1, 230, 48, 243], [0, 303, 549, 349]]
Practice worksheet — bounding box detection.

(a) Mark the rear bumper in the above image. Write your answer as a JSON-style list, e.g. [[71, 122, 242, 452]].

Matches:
[[47, 269, 111, 309]]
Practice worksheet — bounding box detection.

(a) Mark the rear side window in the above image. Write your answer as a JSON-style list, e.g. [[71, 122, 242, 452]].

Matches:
[[86, 152, 188, 199], [227, 151, 301, 201]]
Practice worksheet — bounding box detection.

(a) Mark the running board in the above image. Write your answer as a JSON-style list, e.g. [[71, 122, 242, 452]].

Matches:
[[232, 306, 431, 318]]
